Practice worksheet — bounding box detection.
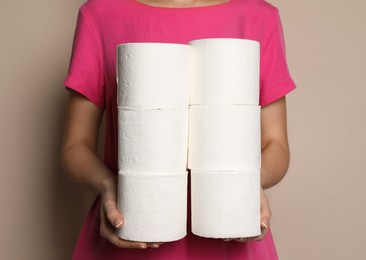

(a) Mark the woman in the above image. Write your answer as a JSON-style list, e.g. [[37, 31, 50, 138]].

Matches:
[[61, 0, 296, 258]]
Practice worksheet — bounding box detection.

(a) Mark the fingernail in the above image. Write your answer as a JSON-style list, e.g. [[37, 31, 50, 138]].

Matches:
[[152, 244, 160, 248], [140, 244, 147, 249], [223, 238, 230, 241], [114, 220, 123, 228], [261, 222, 268, 229]]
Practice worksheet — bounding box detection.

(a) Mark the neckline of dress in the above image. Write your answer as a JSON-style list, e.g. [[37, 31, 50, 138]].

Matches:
[[127, 0, 235, 10]]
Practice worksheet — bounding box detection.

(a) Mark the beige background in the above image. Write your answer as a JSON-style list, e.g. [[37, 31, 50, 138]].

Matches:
[[1, 0, 365, 259]]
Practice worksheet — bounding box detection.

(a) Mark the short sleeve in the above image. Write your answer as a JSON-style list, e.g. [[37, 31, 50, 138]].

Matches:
[[259, 7, 296, 107], [63, 6, 105, 110]]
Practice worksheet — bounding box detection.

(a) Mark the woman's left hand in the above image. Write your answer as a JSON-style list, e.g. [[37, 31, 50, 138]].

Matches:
[[223, 186, 272, 243]]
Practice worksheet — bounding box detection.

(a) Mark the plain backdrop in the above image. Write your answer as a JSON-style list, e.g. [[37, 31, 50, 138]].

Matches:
[[1, 0, 365, 259]]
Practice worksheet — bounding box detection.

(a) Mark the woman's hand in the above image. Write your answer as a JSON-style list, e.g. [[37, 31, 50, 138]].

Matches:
[[223, 186, 271, 243], [99, 176, 164, 249]]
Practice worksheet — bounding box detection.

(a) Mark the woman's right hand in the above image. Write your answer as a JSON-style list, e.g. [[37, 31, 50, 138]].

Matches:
[[99, 177, 163, 249]]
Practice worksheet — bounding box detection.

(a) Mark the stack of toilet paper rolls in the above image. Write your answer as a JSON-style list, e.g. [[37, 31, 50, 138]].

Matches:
[[115, 43, 190, 242], [188, 38, 262, 238], [116, 38, 261, 242]]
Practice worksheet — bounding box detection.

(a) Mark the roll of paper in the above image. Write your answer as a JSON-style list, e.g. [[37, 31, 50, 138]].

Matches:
[[191, 170, 261, 238], [117, 43, 190, 109], [116, 171, 188, 242], [188, 105, 261, 171], [118, 107, 189, 173], [189, 38, 260, 105]]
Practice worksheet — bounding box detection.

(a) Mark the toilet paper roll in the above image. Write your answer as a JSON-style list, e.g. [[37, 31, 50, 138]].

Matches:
[[118, 107, 189, 173], [115, 171, 188, 242], [188, 105, 261, 171], [189, 38, 260, 105], [191, 170, 261, 238], [117, 43, 190, 109]]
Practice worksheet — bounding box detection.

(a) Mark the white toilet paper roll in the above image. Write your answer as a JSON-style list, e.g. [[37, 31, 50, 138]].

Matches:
[[115, 171, 188, 242], [189, 38, 260, 105], [188, 105, 261, 171], [118, 107, 189, 173], [191, 170, 261, 238], [117, 43, 190, 109]]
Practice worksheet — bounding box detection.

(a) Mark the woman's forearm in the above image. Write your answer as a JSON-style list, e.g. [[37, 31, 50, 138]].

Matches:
[[61, 91, 116, 196], [260, 140, 290, 189], [61, 143, 116, 195]]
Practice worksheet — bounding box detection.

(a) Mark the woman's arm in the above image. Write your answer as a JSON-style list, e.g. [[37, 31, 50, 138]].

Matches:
[[61, 90, 161, 249], [231, 96, 291, 243], [260, 96, 291, 189], [61, 90, 114, 195]]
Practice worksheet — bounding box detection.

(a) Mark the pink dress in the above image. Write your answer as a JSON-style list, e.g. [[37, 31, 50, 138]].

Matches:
[[63, 0, 297, 259]]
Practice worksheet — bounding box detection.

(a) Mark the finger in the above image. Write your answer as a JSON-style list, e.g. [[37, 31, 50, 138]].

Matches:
[[100, 213, 148, 249], [233, 237, 248, 243], [101, 208, 163, 248], [232, 237, 255, 243], [233, 218, 271, 243], [101, 201, 163, 248], [260, 217, 270, 232], [104, 199, 124, 229], [234, 234, 259, 243], [146, 242, 162, 248], [255, 187, 271, 242], [249, 219, 270, 241], [257, 220, 270, 240], [109, 235, 148, 249], [111, 236, 162, 249]]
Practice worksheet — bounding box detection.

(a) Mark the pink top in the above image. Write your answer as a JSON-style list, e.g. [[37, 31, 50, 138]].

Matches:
[[63, 0, 296, 259]]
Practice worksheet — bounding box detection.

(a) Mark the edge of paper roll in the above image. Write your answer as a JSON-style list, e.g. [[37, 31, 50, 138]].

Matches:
[[188, 37, 260, 46], [116, 38, 260, 48], [118, 170, 188, 176], [118, 106, 188, 110], [188, 168, 261, 174], [117, 42, 190, 48], [188, 104, 261, 108]]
